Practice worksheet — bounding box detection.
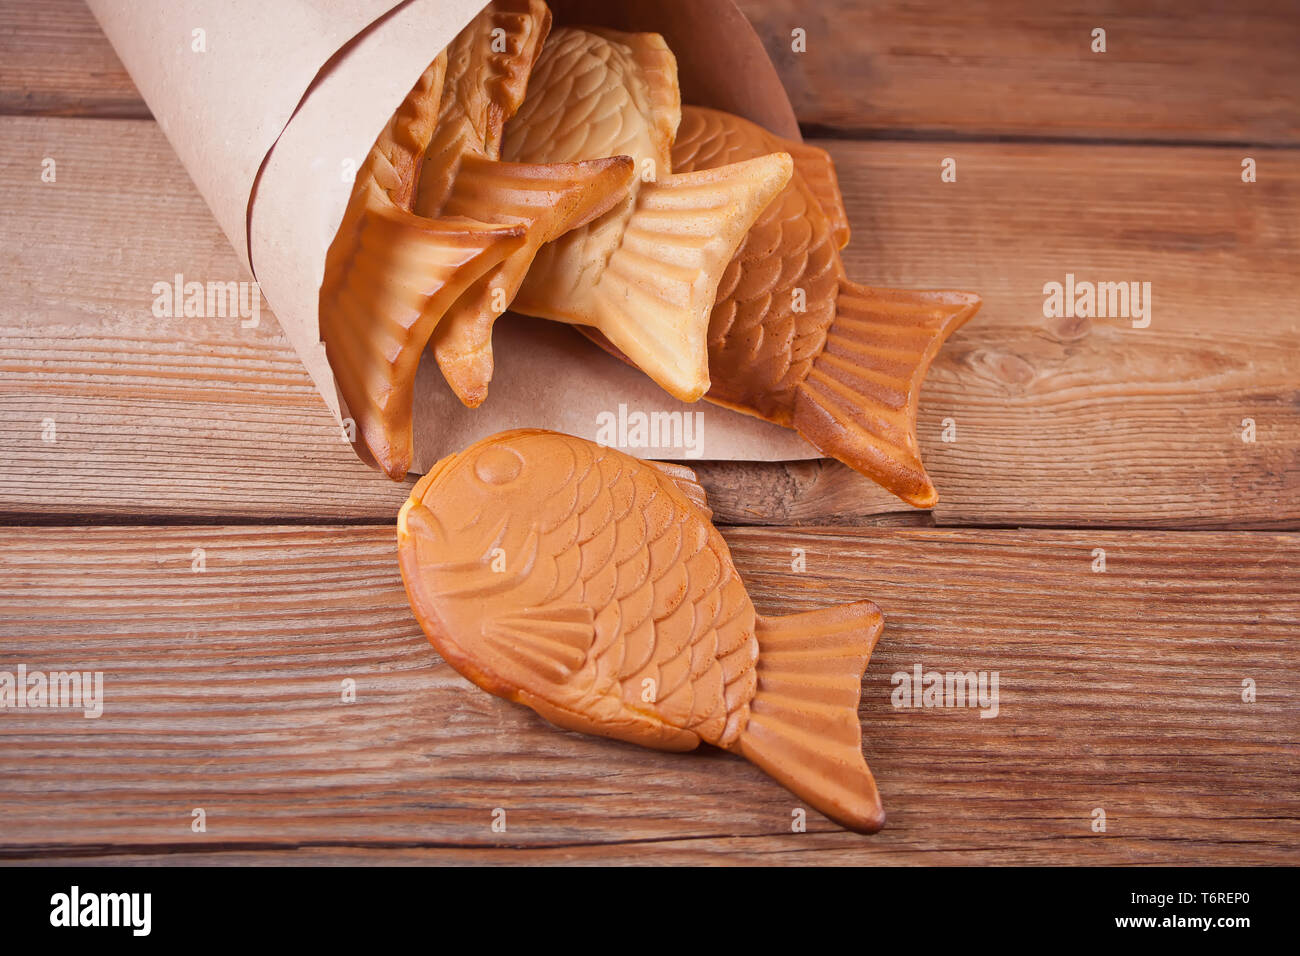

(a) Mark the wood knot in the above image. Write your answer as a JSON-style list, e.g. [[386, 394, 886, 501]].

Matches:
[[1047, 312, 1091, 342], [968, 349, 1036, 389]]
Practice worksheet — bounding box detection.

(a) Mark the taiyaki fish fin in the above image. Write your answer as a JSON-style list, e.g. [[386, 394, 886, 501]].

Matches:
[[482, 603, 596, 685], [578, 153, 795, 402], [735, 600, 887, 834], [476, 0, 552, 114], [320, 196, 527, 479], [414, 0, 552, 216], [793, 282, 981, 508], [787, 141, 851, 251], [431, 153, 636, 407], [647, 460, 712, 520], [366, 52, 448, 211]]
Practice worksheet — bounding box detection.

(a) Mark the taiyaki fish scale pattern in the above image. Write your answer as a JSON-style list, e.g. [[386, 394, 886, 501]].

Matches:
[[673, 107, 841, 422], [502, 26, 678, 174], [401, 430, 758, 749], [400, 429, 889, 832]]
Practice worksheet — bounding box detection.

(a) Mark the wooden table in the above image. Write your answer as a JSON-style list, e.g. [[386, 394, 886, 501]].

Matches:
[[1, 0, 1296, 865]]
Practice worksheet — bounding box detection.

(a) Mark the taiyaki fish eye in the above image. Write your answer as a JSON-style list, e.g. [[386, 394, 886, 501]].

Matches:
[[473, 444, 525, 486]]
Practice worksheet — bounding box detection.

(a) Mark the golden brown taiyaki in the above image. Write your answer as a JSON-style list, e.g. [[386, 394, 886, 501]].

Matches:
[[397, 429, 888, 833], [672, 106, 982, 507], [319, 53, 525, 479], [501, 27, 794, 403], [419, 1, 635, 409], [320, 2, 634, 477]]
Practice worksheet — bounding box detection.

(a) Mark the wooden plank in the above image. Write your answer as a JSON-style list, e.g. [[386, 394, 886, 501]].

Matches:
[[0, 0, 145, 119], [1, 525, 1296, 864], [3, 0, 1298, 145], [738, 0, 1300, 144], [0, 115, 414, 523], [13, 829, 1298, 866], [2, 115, 1296, 527]]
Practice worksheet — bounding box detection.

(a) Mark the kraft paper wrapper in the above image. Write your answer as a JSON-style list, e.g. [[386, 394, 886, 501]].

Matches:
[[88, 0, 818, 470]]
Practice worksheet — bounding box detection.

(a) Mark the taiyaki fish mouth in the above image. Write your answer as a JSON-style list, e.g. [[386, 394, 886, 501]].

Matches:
[[400, 428, 551, 530], [401, 450, 462, 520]]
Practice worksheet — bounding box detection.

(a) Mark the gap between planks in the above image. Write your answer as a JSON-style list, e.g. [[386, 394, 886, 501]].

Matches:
[[4, 513, 1299, 535]]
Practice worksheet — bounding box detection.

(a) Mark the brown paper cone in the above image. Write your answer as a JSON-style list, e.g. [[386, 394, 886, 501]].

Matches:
[[88, 0, 818, 471]]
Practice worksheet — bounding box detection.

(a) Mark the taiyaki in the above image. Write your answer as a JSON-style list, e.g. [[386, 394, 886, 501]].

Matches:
[[676, 106, 981, 507], [320, 2, 634, 477], [418, 1, 636, 409], [320, 52, 524, 479], [397, 429, 888, 833], [586, 107, 982, 507], [501, 27, 794, 403]]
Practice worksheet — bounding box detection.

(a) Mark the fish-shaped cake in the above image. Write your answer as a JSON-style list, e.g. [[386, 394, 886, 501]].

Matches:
[[397, 428, 888, 833], [673, 106, 982, 506], [501, 27, 794, 403], [320, 1, 634, 477], [587, 106, 982, 507], [419, 1, 635, 409], [320, 51, 524, 479]]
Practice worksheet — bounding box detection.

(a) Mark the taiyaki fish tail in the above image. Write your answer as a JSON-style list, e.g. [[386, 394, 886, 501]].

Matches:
[[735, 600, 887, 834], [793, 283, 982, 508], [320, 197, 526, 479], [431, 153, 636, 407], [547, 152, 794, 403]]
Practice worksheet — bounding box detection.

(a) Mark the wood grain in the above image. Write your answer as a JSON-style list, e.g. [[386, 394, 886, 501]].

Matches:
[[0, 0, 145, 119], [1, 525, 1295, 864], [737, 0, 1300, 144], [3, 0, 1298, 145], [2, 0, 1296, 871], [2, 115, 1296, 527]]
